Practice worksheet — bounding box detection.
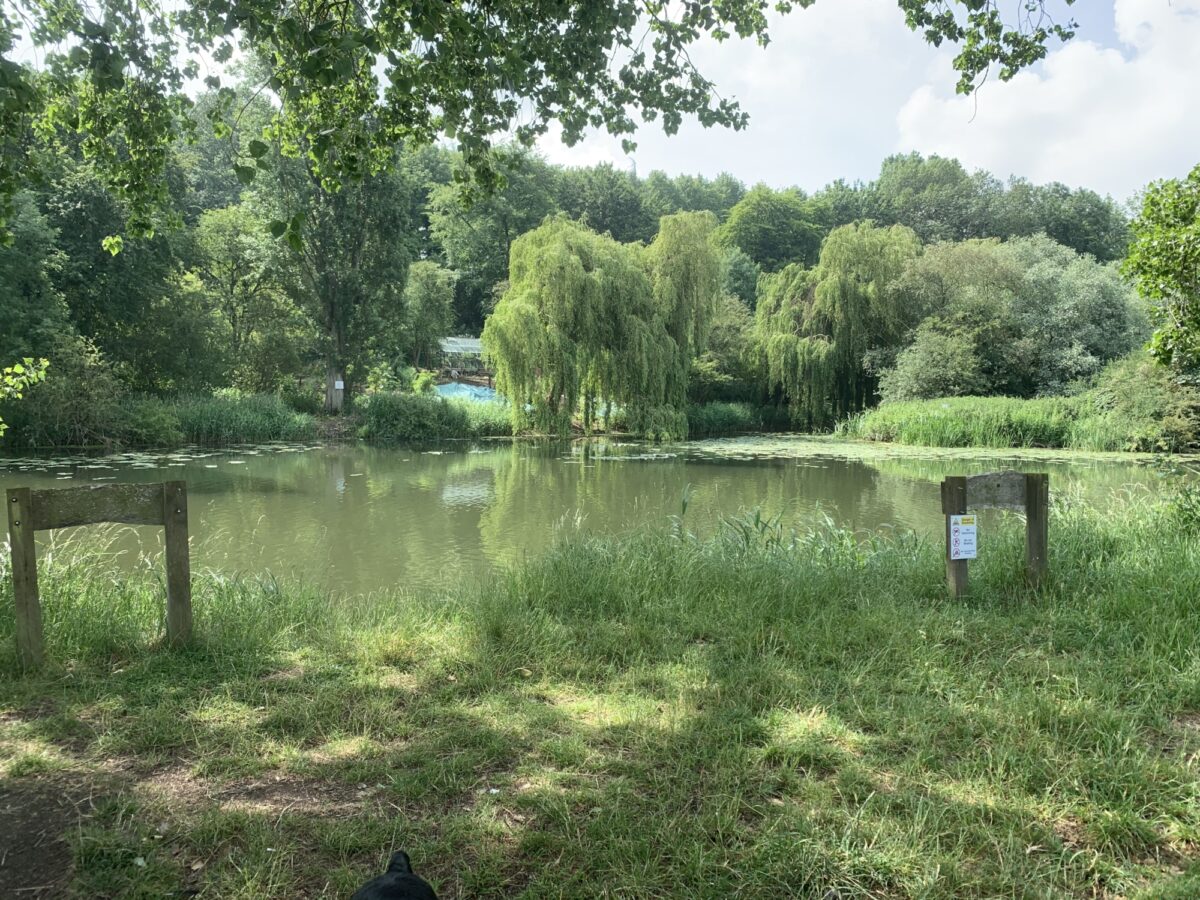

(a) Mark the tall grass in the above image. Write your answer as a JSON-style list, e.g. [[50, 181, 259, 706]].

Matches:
[[0, 391, 318, 449], [3, 493, 1200, 896], [840, 396, 1080, 448], [173, 393, 318, 445], [359, 392, 513, 444], [842, 355, 1200, 453], [448, 397, 513, 438], [686, 401, 763, 436], [841, 393, 1199, 452]]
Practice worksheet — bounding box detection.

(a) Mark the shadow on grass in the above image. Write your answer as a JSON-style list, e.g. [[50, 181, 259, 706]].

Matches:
[[3, 505, 1200, 897]]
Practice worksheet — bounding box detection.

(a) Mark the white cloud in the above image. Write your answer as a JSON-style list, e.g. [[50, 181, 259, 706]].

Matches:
[[538, 0, 938, 189], [897, 0, 1200, 200], [538, 1, 1199, 202]]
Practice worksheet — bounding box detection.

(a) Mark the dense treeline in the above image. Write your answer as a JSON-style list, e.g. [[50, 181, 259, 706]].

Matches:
[[0, 76, 1171, 448]]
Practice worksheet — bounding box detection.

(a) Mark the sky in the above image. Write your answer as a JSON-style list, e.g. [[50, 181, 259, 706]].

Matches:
[[535, 0, 1199, 203]]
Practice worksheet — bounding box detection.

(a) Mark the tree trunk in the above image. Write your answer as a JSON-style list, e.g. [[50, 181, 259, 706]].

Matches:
[[325, 363, 345, 414], [324, 319, 346, 414]]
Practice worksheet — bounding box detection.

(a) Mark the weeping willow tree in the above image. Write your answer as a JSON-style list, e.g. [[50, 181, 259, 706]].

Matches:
[[483, 213, 719, 438], [756, 222, 922, 430], [643, 210, 723, 418]]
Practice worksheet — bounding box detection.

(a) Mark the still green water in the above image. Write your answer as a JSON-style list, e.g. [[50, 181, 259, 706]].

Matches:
[[0, 437, 1172, 595]]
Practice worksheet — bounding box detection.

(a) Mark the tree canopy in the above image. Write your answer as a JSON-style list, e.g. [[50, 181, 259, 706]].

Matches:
[[881, 236, 1147, 402], [0, 0, 1080, 240], [718, 186, 825, 272], [0, 358, 47, 439], [1126, 163, 1200, 372]]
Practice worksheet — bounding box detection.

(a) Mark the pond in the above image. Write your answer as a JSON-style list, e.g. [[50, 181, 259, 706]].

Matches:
[[0, 437, 1173, 595]]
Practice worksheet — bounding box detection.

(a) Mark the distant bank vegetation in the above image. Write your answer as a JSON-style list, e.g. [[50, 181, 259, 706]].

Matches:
[[842, 356, 1200, 453], [0, 111, 1189, 451]]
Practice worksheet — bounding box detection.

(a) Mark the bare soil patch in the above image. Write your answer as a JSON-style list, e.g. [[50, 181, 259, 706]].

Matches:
[[0, 778, 98, 898]]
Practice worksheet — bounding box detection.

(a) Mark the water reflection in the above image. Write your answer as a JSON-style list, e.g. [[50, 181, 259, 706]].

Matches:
[[0, 438, 1167, 595]]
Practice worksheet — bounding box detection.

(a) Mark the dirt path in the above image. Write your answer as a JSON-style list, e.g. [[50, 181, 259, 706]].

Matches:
[[0, 779, 98, 897]]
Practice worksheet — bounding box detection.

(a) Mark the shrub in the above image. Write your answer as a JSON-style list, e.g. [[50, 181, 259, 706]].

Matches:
[[878, 323, 989, 402], [280, 384, 324, 416], [0, 338, 123, 447], [1071, 354, 1200, 452], [364, 363, 415, 395], [359, 392, 471, 443], [413, 370, 439, 395], [118, 396, 183, 447], [687, 402, 760, 436]]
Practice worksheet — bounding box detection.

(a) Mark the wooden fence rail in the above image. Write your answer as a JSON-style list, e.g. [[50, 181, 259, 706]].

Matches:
[[6, 480, 191, 670]]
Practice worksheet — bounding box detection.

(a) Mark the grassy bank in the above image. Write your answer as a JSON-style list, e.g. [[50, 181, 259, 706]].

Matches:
[[0, 391, 319, 449], [3, 385, 785, 449], [359, 392, 513, 443], [841, 357, 1200, 452], [841, 396, 1087, 449], [358, 394, 788, 443], [3, 495, 1200, 897], [841, 394, 1200, 453]]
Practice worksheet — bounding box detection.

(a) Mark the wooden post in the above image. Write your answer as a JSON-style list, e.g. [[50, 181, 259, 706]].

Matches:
[[941, 476, 969, 598], [325, 366, 345, 414], [1024, 473, 1049, 588], [6, 488, 43, 669], [162, 481, 193, 646]]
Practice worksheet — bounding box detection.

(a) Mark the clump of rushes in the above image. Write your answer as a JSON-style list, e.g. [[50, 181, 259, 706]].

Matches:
[[172, 393, 318, 446], [359, 393, 512, 443], [2, 492, 1200, 897]]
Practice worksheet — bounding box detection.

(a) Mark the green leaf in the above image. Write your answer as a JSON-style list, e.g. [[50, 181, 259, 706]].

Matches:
[[234, 165, 257, 186], [101, 235, 124, 256], [268, 220, 287, 238], [248, 139, 269, 158]]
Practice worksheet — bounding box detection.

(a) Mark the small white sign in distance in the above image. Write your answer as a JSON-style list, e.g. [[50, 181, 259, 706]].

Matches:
[[949, 514, 978, 560], [334, 380, 345, 390]]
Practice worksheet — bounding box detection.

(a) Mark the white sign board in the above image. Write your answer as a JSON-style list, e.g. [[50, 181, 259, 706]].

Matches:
[[949, 514, 977, 560], [334, 380, 345, 390]]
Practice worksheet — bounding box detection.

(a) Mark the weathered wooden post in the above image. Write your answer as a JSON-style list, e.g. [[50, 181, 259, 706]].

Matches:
[[7, 487, 43, 669], [162, 481, 193, 646], [939, 471, 1050, 597], [941, 475, 969, 599], [5, 480, 192, 669], [1024, 473, 1049, 587]]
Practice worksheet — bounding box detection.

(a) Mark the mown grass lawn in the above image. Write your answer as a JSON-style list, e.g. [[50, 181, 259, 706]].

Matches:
[[3, 495, 1200, 898]]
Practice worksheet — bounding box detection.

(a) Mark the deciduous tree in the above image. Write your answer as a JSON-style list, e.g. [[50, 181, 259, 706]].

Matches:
[[1125, 164, 1200, 371], [266, 159, 416, 411], [404, 262, 456, 369], [718, 186, 824, 271]]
